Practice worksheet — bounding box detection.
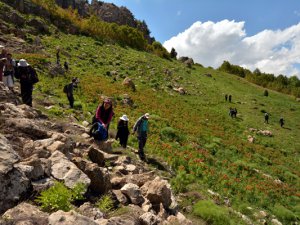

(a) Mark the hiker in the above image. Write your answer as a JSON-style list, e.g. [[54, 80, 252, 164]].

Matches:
[[2, 53, 16, 92], [15, 59, 39, 107], [0, 45, 7, 82], [94, 98, 114, 134], [56, 48, 60, 65], [229, 107, 237, 118], [279, 117, 284, 127], [89, 121, 108, 141], [229, 95, 232, 103], [64, 61, 69, 71], [264, 112, 269, 124], [64, 77, 79, 108], [116, 114, 130, 148], [225, 94, 228, 101], [133, 113, 150, 161]]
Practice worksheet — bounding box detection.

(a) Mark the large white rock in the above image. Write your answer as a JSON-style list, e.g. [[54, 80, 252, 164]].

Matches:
[[49, 210, 99, 225], [49, 151, 90, 188], [121, 183, 144, 205]]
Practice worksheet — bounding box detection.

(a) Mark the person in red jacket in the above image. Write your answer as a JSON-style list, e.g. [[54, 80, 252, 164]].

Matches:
[[94, 98, 114, 133]]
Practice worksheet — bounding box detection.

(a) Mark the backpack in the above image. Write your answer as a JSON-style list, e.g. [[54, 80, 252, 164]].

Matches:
[[63, 84, 69, 93], [89, 122, 108, 141], [27, 67, 39, 84]]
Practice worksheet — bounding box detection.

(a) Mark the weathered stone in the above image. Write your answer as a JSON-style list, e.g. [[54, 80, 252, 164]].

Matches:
[[73, 157, 111, 194], [48, 210, 99, 225], [49, 151, 90, 188], [112, 189, 128, 205], [3, 202, 49, 225], [141, 177, 172, 208], [121, 183, 144, 205], [78, 202, 104, 220], [139, 212, 159, 225], [122, 77, 136, 91], [88, 146, 105, 166]]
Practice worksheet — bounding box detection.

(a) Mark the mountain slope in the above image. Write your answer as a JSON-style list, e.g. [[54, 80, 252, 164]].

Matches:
[[0, 1, 299, 224]]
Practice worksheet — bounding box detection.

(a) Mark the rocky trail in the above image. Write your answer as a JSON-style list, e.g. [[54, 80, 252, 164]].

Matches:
[[0, 83, 192, 225]]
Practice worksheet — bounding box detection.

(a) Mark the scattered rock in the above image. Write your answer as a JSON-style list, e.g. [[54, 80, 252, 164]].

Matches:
[[121, 183, 144, 205]]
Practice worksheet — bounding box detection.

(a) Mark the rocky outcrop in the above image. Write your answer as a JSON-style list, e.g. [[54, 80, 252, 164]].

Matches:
[[0, 84, 190, 224]]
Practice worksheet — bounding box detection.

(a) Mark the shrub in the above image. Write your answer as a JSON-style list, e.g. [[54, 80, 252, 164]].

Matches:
[[171, 170, 195, 193], [272, 204, 297, 224], [96, 194, 114, 213], [36, 182, 86, 212], [193, 200, 231, 225], [160, 126, 183, 142]]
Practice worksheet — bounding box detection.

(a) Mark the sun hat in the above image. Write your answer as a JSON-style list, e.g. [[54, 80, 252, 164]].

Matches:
[[120, 114, 129, 121], [144, 113, 150, 119], [18, 59, 29, 67]]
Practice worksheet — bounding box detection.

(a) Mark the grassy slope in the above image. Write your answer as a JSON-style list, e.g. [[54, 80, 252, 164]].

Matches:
[[20, 33, 300, 223]]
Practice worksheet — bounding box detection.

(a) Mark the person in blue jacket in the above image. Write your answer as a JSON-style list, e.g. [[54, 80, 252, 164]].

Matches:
[[133, 113, 150, 161]]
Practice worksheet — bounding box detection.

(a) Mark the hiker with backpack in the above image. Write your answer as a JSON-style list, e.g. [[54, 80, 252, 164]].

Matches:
[[279, 117, 284, 127], [264, 112, 269, 124], [116, 114, 130, 148], [94, 98, 114, 134], [2, 53, 16, 92], [15, 59, 39, 107], [63, 77, 79, 108], [133, 113, 150, 161]]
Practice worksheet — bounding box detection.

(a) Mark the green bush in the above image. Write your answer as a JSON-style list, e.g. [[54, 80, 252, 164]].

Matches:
[[193, 200, 231, 225], [96, 194, 114, 213], [171, 170, 195, 193], [160, 126, 183, 142], [272, 204, 297, 224], [36, 182, 86, 212]]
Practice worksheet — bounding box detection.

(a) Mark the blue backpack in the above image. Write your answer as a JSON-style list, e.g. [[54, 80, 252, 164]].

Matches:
[[89, 122, 108, 141]]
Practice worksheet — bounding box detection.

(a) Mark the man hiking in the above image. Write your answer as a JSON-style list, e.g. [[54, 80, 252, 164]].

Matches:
[[279, 117, 284, 128], [64, 77, 79, 108], [264, 112, 269, 124], [133, 113, 150, 161]]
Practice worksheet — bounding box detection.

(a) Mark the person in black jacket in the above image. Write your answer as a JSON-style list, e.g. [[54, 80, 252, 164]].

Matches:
[[64, 77, 79, 108], [15, 59, 39, 107], [116, 115, 130, 148]]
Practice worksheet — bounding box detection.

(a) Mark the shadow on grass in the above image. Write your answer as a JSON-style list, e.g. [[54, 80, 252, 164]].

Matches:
[[282, 127, 292, 130], [146, 157, 175, 176]]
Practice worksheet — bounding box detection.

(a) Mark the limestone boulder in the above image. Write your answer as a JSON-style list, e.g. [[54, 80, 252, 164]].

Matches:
[[121, 183, 144, 205], [141, 177, 172, 208], [2, 202, 49, 225], [48, 210, 99, 225], [49, 151, 90, 188]]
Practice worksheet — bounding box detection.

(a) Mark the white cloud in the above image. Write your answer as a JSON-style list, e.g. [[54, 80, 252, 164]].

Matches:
[[163, 20, 300, 77]]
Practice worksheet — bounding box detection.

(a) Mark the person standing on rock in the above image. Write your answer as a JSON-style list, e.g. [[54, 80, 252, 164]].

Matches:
[[116, 114, 130, 148], [15, 59, 39, 107], [94, 98, 114, 135], [0, 45, 7, 82], [133, 113, 150, 161], [63, 77, 78, 108], [2, 53, 16, 92]]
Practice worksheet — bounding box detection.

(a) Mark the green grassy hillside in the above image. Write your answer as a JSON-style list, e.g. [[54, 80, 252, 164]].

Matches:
[[18, 32, 299, 224]]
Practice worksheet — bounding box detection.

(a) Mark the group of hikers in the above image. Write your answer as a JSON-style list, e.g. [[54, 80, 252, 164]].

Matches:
[[0, 46, 39, 106], [1, 44, 288, 161], [0, 45, 149, 160], [89, 97, 150, 161], [225, 94, 286, 127]]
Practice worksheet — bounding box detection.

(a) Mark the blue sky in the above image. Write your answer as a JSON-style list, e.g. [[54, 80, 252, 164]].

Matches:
[[98, 0, 300, 77]]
